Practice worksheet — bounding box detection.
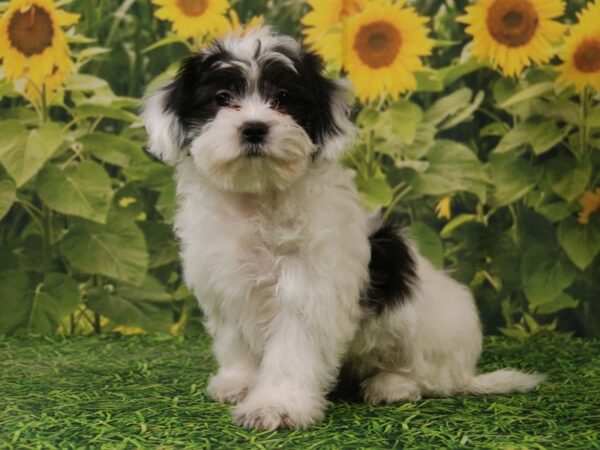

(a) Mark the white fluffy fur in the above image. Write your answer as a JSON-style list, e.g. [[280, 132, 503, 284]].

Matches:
[[142, 28, 544, 431]]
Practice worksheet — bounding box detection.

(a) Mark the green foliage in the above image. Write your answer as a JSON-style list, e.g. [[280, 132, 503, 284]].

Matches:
[[0, 0, 599, 338]]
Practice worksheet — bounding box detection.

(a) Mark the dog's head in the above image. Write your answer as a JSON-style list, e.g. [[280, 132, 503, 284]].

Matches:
[[141, 27, 354, 193]]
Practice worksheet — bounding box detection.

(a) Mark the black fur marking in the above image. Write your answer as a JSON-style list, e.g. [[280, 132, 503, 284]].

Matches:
[[163, 49, 247, 131], [363, 224, 418, 314], [162, 36, 347, 159], [258, 49, 344, 156]]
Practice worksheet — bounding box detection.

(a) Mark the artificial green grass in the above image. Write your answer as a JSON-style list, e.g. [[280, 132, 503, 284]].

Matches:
[[0, 335, 598, 449]]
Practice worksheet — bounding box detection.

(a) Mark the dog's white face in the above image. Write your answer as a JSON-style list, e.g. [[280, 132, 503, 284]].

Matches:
[[142, 27, 354, 193]]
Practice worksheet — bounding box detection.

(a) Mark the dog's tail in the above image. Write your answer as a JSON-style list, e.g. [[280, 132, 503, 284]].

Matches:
[[462, 369, 546, 395]]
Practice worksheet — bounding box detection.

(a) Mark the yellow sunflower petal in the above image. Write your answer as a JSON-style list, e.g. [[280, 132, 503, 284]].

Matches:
[[152, 0, 230, 39], [342, 0, 433, 103], [436, 196, 452, 220], [458, 0, 566, 77], [0, 0, 75, 92], [302, 0, 367, 67], [556, 0, 600, 93]]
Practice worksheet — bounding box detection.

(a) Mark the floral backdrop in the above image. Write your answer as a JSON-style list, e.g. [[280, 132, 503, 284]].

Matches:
[[0, 0, 599, 338]]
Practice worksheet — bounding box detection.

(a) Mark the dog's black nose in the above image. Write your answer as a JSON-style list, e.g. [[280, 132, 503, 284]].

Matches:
[[241, 121, 269, 144]]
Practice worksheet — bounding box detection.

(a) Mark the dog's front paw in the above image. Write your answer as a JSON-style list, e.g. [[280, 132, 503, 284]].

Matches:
[[232, 386, 325, 430], [207, 369, 255, 404]]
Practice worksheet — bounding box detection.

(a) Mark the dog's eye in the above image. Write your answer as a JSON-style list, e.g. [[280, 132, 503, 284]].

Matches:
[[273, 90, 289, 108], [215, 91, 232, 107]]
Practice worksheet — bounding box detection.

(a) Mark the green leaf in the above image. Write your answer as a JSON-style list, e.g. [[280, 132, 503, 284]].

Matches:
[[398, 122, 436, 160], [380, 100, 422, 145], [71, 104, 138, 122], [142, 34, 189, 53], [534, 195, 579, 223], [75, 46, 112, 62], [494, 117, 567, 155], [112, 276, 174, 303], [536, 292, 579, 315], [489, 233, 521, 288], [440, 214, 477, 239], [30, 273, 81, 334], [123, 160, 173, 189], [138, 221, 179, 269], [412, 140, 488, 201], [356, 108, 379, 129], [409, 222, 443, 268], [545, 154, 592, 202], [0, 168, 16, 220], [440, 58, 484, 86], [440, 90, 485, 130], [113, 184, 145, 220], [85, 277, 174, 332], [356, 176, 393, 209], [79, 132, 144, 167], [499, 82, 554, 109], [61, 212, 149, 284], [480, 123, 509, 138], [558, 217, 600, 270], [415, 70, 444, 92], [488, 152, 535, 207], [0, 270, 30, 334], [156, 181, 177, 222], [64, 74, 109, 91], [521, 245, 577, 307], [493, 78, 518, 105], [36, 160, 114, 223], [423, 88, 472, 125], [0, 271, 80, 335], [0, 122, 63, 187]]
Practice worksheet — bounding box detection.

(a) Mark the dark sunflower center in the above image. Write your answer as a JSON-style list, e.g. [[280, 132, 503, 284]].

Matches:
[[574, 39, 600, 73], [354, 21, 401, 69], [8, 5, 54, 56], [176, 0, 208, 17], [486, 0, 539, 47]]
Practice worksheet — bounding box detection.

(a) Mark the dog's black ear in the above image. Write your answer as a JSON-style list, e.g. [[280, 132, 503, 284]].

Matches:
[[141, 54, 205, 165], [300, 50, 355, 160]]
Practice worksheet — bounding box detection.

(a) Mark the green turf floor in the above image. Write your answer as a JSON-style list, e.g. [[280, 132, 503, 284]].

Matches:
[[0, 335, 598, 449]]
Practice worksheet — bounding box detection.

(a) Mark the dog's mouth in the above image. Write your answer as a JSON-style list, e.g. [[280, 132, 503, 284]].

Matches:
[[244, 144, 265, 158]]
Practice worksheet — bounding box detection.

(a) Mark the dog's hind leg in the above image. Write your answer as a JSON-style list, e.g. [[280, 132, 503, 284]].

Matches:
[[360, 371, 422, 404]]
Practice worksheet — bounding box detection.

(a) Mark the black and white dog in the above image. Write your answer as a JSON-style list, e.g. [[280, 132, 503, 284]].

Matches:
[[142, 27, 543, 430]]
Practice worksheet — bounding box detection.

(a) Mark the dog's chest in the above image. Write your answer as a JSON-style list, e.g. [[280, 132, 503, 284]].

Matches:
[[233, 203, 303, 284]]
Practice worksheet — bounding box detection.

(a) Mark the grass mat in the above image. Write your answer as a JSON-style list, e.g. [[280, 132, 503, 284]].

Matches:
[[0, 335, 598, 449]]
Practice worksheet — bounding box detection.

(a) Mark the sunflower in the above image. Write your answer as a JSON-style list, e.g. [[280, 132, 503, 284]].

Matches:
[[458, 0, 565, 77], [302, 0, 367, 66], [0, 0, 78, 87], [152, 0, 230, 39], [342, 0, 433, 102], [556, 0, 600, 93]]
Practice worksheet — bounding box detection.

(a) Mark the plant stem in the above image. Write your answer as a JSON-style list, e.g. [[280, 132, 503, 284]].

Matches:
[[94, 313, 101, 334], [41, 205, 53, 273], [580, 87, 590, 159], [382, 185, 412, 224]]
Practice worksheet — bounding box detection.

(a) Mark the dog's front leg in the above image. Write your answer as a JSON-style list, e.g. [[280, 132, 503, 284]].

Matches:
[[206, 320, 259, 405], [232, 256, 363, 430]]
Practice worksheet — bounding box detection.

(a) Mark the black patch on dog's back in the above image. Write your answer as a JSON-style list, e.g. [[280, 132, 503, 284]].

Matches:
[[362, 224, 417, 314]]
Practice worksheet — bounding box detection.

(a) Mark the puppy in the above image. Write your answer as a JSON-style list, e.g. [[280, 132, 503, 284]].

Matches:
[[142, 27, 544, 431]]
